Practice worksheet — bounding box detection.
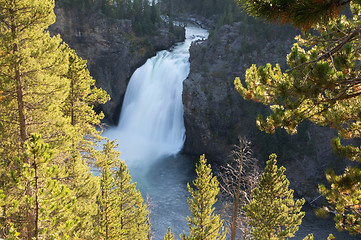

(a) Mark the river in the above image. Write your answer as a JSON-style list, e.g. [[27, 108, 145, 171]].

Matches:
[[103, 25, 358, 239], [103, 25, 208, 238]]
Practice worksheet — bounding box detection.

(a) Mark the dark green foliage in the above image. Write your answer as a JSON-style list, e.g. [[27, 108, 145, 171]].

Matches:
[[161, 0, 238, 18], [57, 0, 161, 36], [237, 0, 351, 30], [235, 0, 361, 235]]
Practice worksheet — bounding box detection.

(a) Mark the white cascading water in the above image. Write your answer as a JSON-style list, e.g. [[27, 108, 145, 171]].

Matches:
[[103, 24, 361, 240], [103, 25, 209, 238], [105, 25, 208, 164]]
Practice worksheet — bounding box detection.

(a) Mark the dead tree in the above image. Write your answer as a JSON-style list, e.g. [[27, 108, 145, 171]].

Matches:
[[219, 138, 260, 240]]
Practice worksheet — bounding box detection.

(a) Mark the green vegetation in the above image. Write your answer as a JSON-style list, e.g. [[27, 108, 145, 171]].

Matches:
[[95, 140, 150, 239], [243, 154, 305, 240], [161, 0, 237, 18], [57, 0, 161, 36], [181, 154, 226, 240], [3, 0, 360, 239], [0, 0, 148, 238], [236, 0, 361, 236], [164, 227, 175, 240]]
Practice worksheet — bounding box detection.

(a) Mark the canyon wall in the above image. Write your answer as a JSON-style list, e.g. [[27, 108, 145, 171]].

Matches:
[[50, 6, 185, 125]]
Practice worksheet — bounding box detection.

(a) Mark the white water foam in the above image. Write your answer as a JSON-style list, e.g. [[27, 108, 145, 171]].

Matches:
[[104, 25, 209, 165]]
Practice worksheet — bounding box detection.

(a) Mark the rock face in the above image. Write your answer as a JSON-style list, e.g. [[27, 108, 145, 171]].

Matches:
[[182, 22, 348, 200], [49, 6, 185, 125]]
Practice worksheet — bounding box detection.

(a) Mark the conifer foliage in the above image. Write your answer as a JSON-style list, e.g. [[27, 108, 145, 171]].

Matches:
[[243, 154, 305, 240], [237, 0, 351, 30], [95, 140, 150, 240], [0, 0, 69, 158], [235, 0, 361, 235], [0, 0, 149, 239], [181, 154, 226, 240], [164, 227, 175, 240], [8, 134, 75, 239]]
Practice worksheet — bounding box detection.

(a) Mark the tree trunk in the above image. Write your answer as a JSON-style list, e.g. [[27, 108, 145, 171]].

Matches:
[[34, 155, 39, 240], [11, 16, 32, 240], [231, 157, 243, 240]]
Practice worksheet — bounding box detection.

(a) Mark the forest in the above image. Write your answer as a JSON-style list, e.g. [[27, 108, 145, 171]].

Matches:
[[1, 0, 361, 239]]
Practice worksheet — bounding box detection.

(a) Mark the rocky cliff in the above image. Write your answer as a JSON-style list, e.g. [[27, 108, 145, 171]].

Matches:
[[182, 22, 349, 200], [49, 6, 185, 125]]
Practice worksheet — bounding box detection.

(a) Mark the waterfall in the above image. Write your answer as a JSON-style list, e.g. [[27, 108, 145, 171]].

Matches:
[[103, 25, 209, 238], [105, 26, 209, 164]]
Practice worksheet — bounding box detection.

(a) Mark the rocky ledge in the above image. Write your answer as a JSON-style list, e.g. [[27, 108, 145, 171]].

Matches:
[[50, 6, 185, 125], [182, 22, 349, 201]]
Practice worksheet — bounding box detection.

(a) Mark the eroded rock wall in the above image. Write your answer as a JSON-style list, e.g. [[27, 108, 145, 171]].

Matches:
[[50, 6, 185, 125], [183, 22, 347, 200]]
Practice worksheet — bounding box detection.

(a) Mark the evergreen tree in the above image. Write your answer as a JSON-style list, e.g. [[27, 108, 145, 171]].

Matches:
[[0, 0, 73, 238], [235, 0, 361, 235], [319, 167, 361, 235], [113, 159, 150, 239], [0, 1, 110, 238], [66, 154, 100, 239], [63, 47, 109, 163], [243, 154, 305, 240], [181, 154, 226, 240], [164, 227, 175, 240], [151, 0, 160, 24], [0, 0, 70, 158], [62, 47, 108, 238], [2, 134, 75, 239], [237, 0, 350, 30], [95, 140, 119, 239], [95, 140, 150, 239]]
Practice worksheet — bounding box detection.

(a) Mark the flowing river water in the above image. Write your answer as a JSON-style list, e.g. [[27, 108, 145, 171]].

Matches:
[[103, 25, 208, 238], [103, 25, 357, 239]]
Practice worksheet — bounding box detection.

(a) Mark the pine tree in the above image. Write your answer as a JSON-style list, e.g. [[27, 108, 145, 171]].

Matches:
[[237, 0, 349, 30], [243, 154, 305, 240], [0, 0, 76, 238], [319, 167, 361, 235], [181, 154, 226, 240], [0, 1, 113, 238], [63, 47, 109, 162], [0, 0, 71, 158], [235, 0, 361, 235], [62, 44, 109, 239], [1, 134, 76, 239], [66, 154, 100, 239], [95, 140, 150, 239], [95, 140, 119, 239], [113, 159, 150, 239], [164, 227, 175, 240]]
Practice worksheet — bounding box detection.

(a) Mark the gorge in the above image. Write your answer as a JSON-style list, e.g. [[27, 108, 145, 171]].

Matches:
[[50, 4, 357, 239], [103, 25, 209, 238]]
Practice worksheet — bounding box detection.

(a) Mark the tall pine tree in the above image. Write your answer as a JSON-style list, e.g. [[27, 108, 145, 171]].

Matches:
[[243, 154, 305, 240], [2, 134, 76, 239], [181, 154, 226, 240], [95, 140, 150, 240], [235, 0, 361, 235], [0, 0, 70, 158], [0, 1, 109, 238], [0, 0, 74, 238]]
